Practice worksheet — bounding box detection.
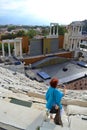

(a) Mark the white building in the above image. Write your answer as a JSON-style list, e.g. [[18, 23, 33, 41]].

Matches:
[[64, 21, 83, 51], [63, 21, 87, 59]]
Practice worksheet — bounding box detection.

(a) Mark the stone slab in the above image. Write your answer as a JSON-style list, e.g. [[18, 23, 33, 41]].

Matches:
[[62, 99, 87, 107], [41, 121, 56, 129], [70, 116, 87, 130], [40, 121, 69, 130], [40, 127, 50, 130], [54, 126, 69, 130], [0, 100, 44, 130], [67, 105, 87, 115]]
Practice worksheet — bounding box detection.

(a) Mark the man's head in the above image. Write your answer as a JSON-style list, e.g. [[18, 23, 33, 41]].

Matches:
[[50, 78, 58, 88]]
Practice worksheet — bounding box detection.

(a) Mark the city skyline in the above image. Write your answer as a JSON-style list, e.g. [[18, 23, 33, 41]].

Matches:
[[0, 0, 87, 25]]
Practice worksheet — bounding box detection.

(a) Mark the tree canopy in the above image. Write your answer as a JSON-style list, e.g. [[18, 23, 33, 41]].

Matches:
[[16, 30, 26, 37], [26, 29, 36, 39], [58, 25, 67, 35], [7, 25, 16, 32]]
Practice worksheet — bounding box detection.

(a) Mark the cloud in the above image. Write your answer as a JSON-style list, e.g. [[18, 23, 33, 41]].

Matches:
[[0, 0, 87, 25]]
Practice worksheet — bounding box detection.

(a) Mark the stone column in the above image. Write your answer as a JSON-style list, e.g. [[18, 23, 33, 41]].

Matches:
[[50, 23, 52, 35], [80, 26, 82, 33], [74, 39, 77, 50], [53, 26, 55, 35], [2, 43, 5, 57], [71, 39, 73, 51], [8, 42, 11, 57], [56, 25, 58, 36], [20, 40, 22, 58], [73, 26, 74, 33], [78, 26, 80, 33], [14, 41, 17, 57]]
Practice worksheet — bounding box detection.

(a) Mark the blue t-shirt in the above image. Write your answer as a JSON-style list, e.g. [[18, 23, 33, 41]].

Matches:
[[45, 86, 64, 110]]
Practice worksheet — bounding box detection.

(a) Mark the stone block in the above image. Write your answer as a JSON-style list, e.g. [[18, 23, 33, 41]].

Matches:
[[61, 108, 69, 127], [40, 121, 69, 130], [0, 100, 44, 130], [70, 116, 87, 130], [67, 105, 87, 115]]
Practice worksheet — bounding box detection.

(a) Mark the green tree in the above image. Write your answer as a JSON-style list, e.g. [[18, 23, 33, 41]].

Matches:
[[58, 25, 67, 35], [51, 25, 67, 35], [0, 43, 14, 54], [16, 30, 26, 37], [27, 29, 36, 38], [1, 33, 16, 40], [7, 26, 16, 32], [42, 28, 49, 36]]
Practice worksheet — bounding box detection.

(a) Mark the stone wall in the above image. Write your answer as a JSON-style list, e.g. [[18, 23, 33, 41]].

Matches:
[[60, 77, 87, 90], [23, 52, 73, 65]]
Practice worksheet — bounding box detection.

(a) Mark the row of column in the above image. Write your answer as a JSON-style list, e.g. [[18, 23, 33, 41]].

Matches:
[[2, 40, 22, 58], [69, 38, 81, 51], [72, 26, 82, 33], [50, 23, 58, 36]]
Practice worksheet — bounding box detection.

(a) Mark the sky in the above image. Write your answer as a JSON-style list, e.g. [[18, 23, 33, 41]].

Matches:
[[0, 0, 87, 26]]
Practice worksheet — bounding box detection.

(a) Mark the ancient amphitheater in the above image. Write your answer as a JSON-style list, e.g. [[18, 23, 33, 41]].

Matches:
[[0, 65, 87, 130]]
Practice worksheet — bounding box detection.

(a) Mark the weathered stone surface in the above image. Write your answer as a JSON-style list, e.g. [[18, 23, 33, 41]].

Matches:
[[54, 126, 69, 130], [0, 100, 44, 130], [62, 90, 87, 107], [67, 105, 87, 116], [70, 116, 87, 130], [40, 121, 69, 130], [61, 108, 69, 127], [62, 99, 87, 107]]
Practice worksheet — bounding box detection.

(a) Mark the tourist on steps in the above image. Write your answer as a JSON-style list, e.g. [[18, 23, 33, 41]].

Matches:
[[45, 77, 66, 125]]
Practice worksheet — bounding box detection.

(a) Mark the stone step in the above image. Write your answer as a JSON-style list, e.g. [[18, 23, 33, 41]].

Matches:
[[40, 121, 69, 130], [0, 100, 44, 130], [70, 116, 87, 130]]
